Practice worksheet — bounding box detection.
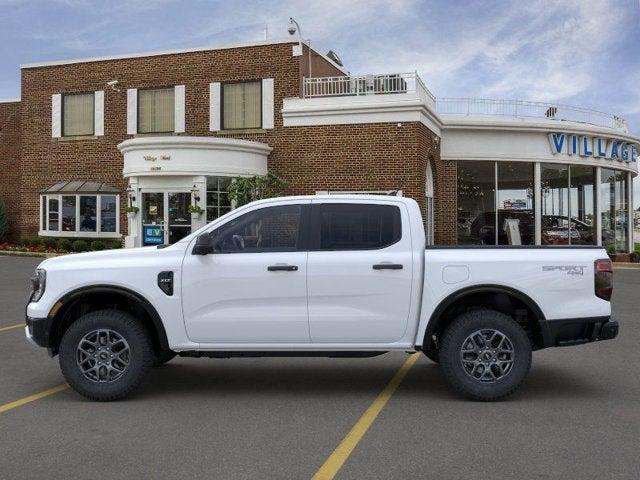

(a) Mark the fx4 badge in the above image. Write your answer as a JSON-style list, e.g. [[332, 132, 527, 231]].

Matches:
[[542, 265, 586, 276]]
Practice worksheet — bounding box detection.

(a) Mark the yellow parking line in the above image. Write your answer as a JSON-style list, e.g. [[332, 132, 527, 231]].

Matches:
[[312, 353, 420, 480], [0, 323, 23, 333], [0, 384, 69, 414]]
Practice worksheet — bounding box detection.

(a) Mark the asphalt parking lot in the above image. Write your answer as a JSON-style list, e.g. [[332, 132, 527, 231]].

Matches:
[[1, 255, 639, 479]]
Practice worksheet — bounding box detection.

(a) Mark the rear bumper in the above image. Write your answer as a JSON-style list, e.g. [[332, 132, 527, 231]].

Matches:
[[540, 316, 618, 348]]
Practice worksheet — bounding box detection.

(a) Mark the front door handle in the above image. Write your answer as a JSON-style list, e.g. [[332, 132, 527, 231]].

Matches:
[[267, 265, 298, 272], [372, 263, 403, 270]]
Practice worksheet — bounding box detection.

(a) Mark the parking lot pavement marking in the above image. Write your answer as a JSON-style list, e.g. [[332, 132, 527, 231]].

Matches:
[[0, 323, 23, 333], [0, 384, 68, 414], [312, 353, 420, 480]]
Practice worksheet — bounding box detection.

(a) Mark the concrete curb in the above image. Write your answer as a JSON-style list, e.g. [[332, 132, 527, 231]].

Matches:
[[0, 250, 62, 258]]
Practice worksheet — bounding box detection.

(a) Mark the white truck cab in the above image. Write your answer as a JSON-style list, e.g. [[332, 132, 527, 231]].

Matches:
[[26, 195, 618, 401]]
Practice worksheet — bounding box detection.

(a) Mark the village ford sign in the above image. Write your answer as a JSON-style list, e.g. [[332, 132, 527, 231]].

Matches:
[[549, 132, 638, 163]]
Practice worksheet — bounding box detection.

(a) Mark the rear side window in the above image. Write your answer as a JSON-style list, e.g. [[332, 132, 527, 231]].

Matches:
[[315, 203, 402, 250]]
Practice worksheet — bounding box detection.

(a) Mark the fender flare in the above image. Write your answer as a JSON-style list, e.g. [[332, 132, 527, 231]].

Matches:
[[421, 284, 546, 347], [50, 284, 169, 352]]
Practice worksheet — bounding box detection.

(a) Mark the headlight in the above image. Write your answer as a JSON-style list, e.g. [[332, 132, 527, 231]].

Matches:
[[30, 269, 46, 303]]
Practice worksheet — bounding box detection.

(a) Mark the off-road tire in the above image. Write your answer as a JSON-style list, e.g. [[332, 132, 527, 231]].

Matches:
[[440, 309, 532, 401], [59, 309, 154, 401]]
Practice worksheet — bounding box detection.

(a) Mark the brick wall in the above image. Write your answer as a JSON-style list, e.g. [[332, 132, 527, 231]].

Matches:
[[15, 41, 452, 244], [0, 101, 21, 240]]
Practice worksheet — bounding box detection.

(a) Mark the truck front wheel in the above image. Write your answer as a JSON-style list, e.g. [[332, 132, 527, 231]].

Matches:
[[440, 309, 532, 401], [59, 309, 154, 401]]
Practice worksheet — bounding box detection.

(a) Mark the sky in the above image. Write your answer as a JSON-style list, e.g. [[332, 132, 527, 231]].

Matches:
[[1, 0, 639, 203]]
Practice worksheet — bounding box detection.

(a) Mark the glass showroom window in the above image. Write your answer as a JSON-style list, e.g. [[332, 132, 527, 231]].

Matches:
[[497, 163, 535, 245], [601, 168, 629, 253], [138, 87, 175, 133], [541, 164, 597, 246], [206, 176, 233, 222], [222, 81, 261, 130], [457, 161, 496, 245], [40, 194, 119, 236], [62, 92, 94, 136]]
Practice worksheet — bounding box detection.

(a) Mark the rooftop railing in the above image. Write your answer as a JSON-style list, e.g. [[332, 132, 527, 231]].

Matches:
[[435, 97, 628, 132], [302, 72, 436, 107], [302, 74, 628, 132]]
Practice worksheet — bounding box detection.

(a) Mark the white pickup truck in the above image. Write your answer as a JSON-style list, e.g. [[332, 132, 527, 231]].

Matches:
[[26, 195, 618, 401]]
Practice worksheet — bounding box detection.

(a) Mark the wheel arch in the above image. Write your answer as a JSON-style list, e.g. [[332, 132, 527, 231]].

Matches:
[[421, 284, 546, 351], [47, 285, 169, 356]]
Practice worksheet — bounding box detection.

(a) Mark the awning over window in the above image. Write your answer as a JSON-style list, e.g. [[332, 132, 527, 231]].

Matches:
[[41, 180, 120, 194]]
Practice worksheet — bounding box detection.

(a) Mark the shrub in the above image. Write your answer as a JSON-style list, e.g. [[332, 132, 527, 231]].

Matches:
[[21, 238, 32, 247], [630, 252, 639, 263], [30, 237, 43, 247], [91, 240, 106, 251], [109, 240, 122, 249], [42, 237, 58, 249], [58, 239, 73, 251], [72, 240, 88, 252]]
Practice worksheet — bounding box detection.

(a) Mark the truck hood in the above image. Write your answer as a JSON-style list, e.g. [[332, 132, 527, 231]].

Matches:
[[37, 245, 186, 272]]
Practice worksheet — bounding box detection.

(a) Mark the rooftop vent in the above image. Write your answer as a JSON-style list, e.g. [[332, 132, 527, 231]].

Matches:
[[326, 50, 343, 67]]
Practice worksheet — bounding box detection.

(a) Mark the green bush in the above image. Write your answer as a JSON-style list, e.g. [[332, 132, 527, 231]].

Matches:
[[21, 238, 32, 247], [72, 240, 88, 252], [58, 239, 73, 251], [108, 240, 122, 249], [630, 252, 639, 263], [30, 236, 43, 247], [42, 237, 58, 249], [91, 240, 106, 251]]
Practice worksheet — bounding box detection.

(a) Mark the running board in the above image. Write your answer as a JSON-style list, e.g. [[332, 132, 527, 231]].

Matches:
[[178, 351, 389, 359]]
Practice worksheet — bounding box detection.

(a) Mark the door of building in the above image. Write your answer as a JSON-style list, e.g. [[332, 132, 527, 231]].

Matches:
[[141, 192, 192, 245]]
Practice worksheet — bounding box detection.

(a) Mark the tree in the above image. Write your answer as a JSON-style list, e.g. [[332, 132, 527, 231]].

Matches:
[[0, 197, 9, 241], [226, 172, 287, 207]]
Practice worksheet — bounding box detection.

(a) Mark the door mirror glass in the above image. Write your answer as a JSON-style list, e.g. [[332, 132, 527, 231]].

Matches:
[[192, 233, 214, 255]]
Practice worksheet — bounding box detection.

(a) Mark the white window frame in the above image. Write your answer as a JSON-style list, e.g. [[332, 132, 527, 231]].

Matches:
[[39, 193, 121, 238]]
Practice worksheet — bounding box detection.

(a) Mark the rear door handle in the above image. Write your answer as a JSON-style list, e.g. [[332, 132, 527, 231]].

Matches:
[[267, 265, 298, 272], [372, 263, 403, 270]]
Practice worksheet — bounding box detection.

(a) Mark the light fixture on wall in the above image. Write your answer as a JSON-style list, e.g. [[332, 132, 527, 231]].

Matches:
[[106, 80, 120, 92], [191, 185, 201, 203], [288, 17, 312, 77], [126, 185, 136, 203]]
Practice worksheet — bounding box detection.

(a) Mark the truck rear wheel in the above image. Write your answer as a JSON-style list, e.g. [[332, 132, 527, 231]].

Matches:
[[440, 309, 531, 401], [59, 309, 154, 401]]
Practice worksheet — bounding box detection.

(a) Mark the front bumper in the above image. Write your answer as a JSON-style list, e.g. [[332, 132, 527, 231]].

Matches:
[[540, 316, 619, 348], [25, 315, 54, 349]]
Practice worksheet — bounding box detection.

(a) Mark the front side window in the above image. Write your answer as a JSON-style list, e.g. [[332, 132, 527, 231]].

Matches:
[[316, 204, 401, 250], [222, 81, 261, 130], [212, 205, 301, 253], [138, 87, 175, 133], [63, 92, 94, 136]]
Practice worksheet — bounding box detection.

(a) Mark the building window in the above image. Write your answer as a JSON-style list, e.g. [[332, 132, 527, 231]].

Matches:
[[40, 193, 119, 237], [206, 176, 233, 221], [601, 168, 629, 253], [62, 92, 94, 136], [138, 87, 175, 133], [222, 81, 261, 130], [541, 164, 596, 246], [497, 163, 535, 245], [457, 161, 496, 245]]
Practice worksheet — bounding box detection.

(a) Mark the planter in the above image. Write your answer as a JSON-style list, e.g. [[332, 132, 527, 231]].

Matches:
[[190, 212, 203, 221], [127, 212, 137, 220], [613, 253, 631, 263]]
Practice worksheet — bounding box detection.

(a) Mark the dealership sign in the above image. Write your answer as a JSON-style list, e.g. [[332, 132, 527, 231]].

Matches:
[[548, 133, 638, 163]]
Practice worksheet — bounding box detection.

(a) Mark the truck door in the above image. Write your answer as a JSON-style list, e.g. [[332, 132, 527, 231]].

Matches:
[[181, 201, 311, 344], [307, 201, 413, 343]]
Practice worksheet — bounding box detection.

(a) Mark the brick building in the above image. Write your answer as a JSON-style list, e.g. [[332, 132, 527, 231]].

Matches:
[[1, 38, 638, 251]]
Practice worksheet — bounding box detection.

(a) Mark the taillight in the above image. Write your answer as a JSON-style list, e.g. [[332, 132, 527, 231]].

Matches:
[[594, 259, 613, 301]]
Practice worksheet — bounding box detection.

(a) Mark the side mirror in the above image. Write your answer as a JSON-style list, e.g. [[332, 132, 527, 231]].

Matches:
[[192, 233, 214, 255]]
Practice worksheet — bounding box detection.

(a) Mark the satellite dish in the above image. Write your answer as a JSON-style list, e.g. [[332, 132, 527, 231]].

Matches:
[[326, 50, 343, 67]]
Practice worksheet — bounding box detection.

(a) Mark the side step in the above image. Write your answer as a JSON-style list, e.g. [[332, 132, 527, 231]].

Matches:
[[178, 351, 389, 359]]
